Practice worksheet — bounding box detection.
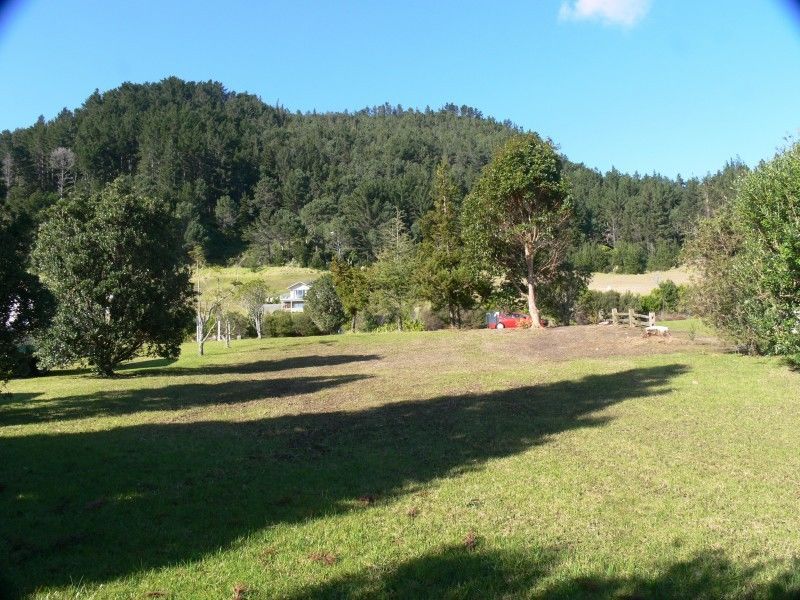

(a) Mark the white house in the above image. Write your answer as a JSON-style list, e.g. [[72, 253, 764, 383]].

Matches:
[[280, 282, 312, 312]]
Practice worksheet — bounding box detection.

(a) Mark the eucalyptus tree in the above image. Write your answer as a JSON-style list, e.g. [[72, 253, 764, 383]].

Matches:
[[462, 134, 576, 327]]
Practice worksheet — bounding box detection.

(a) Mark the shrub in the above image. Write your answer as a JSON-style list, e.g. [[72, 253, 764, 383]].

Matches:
[[685, 143, 800, 362], [304, 274, 346, 333], [418, 306, 445, 331], [610, 242, 647, 274], [293, 313, 321, 337], [264, 312, 296, 337], [575, 290, 621, 324], [647, 240, 680, 271], [372, 319, 425, 333], [572, 242, 611, 273]]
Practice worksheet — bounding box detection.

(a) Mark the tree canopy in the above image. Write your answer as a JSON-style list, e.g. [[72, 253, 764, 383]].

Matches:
[[685, 144, 800, 363], [32, 178, 194, 375], [1, 78, 742, 274], [462, 134, 576, 327]]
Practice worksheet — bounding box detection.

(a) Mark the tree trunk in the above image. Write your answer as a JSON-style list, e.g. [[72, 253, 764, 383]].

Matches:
[[525, 244, 543, 329], [225, 320, 231, 348], [255, 316, 262, 339], [196, 317, 205, 356], [217, 319, 221, 342], [397, 314, 403, 331], [351, 312, 357, 333]]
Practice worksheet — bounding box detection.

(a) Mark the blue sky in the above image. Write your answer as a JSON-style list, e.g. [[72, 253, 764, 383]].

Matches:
[[1, 0, 799, 178]]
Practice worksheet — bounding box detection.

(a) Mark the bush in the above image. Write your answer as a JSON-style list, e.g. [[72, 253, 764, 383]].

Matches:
[[610, 242, 647, 274], [372, 319, 425, 333], [647, 240, 680, 271], [575, 290, 621, 324], [575, 289, 648, 324], [640, 280, 684, 314], [572, 242, 611, 273], [304, 274, 346, 333], [263, 312, 296, 337], [292, 313, 321, 337], [261, 311, 321, 337], [685, 143, 800, 362], [418, 306, 445, 331]]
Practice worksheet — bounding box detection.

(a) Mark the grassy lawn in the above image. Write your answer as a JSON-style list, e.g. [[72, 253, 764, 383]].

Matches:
[[195, 265, 324, 292], [1, 327, 800, 598], [659, 318, 716, 336]]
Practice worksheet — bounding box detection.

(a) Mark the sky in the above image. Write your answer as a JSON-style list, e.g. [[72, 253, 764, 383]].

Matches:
[[0, 0, 799, 178]]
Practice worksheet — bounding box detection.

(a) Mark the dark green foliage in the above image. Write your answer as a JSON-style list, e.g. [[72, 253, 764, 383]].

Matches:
[[262, 311, 321, 337], [304, 274, 346, 334], [536, 266, 590, 325], [610, 242, 647, 274], [31, 178, 194, 376], [575, 290, 624, 324], [647, 240, 680, 271], [1, 78, 740, 273], [415, 161, 487, 327], [640, 280, 683, 314], [571, 242, 611, 273], [368, 212, 417, 330], [462, 134, 576, 325], [0, 216, 53, 383], [263, 312, 296, 337], [686, 144, 800, 361], [330, 257, 370, 332], [292, 313, 322, 337]]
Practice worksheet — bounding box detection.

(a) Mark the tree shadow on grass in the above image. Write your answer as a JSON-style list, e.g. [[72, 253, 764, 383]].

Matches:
[[0, 364, 687, 597], [43, 353, 381, 378], [0, 373, 373, 425], [287, 546, 800, 599], [122, 353, 382, 378]]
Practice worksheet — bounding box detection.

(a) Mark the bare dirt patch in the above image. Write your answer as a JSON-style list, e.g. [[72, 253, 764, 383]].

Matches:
[[477, 324, 720, 363]]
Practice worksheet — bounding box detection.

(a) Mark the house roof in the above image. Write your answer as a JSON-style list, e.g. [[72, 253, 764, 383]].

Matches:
[[286, 281, 310, 290]]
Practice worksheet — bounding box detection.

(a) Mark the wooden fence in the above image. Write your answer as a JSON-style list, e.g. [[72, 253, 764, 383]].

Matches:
[[598, 308, 656, 328]]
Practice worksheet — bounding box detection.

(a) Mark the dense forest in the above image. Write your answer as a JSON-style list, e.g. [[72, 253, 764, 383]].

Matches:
[[0, 77, 746, 272]]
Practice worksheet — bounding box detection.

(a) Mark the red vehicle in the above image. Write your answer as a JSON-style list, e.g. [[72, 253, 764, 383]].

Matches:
[[486, 311, 532, 329]]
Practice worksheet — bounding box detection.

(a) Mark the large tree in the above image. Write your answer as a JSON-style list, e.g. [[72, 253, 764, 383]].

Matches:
[[462, 134, 575, 327], [330, 257, 370, 332], [32, 178, 193, 376], [415, 160, 487, 327], [368, 210, 417, 331]]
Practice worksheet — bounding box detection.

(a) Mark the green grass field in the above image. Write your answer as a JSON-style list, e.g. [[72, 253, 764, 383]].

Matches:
[[195, 265, 324, 292], [2, 327, 800, 599]]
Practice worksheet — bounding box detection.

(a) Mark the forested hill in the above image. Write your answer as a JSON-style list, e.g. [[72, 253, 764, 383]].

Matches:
[[0, 77, 745, 271]]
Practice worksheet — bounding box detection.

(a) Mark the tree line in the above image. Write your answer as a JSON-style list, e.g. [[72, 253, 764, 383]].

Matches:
[[2, 77, 744, 273], [4, 77, 795, 380]]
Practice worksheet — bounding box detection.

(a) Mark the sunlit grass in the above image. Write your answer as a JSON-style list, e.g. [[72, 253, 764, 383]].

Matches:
[[1, 329, 799, 598]]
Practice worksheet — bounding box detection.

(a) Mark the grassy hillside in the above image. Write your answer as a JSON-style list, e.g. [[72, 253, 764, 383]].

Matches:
[[2, 328, 799, 598], [589, 268, 692, 294], [195, 265, 325, 293]]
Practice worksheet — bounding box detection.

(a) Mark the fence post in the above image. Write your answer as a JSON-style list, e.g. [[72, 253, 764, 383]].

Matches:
[[628, 308, 635, 328], [612, 308, 618, 326], [649, 312, 656, 327]]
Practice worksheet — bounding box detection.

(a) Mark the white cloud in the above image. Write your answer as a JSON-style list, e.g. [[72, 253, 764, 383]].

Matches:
[[558, 0, 652, 27]]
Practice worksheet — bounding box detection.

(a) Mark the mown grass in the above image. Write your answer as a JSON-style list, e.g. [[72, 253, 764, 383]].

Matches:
[[660, 317, 716, 335], [1, 329, 800, 599]]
